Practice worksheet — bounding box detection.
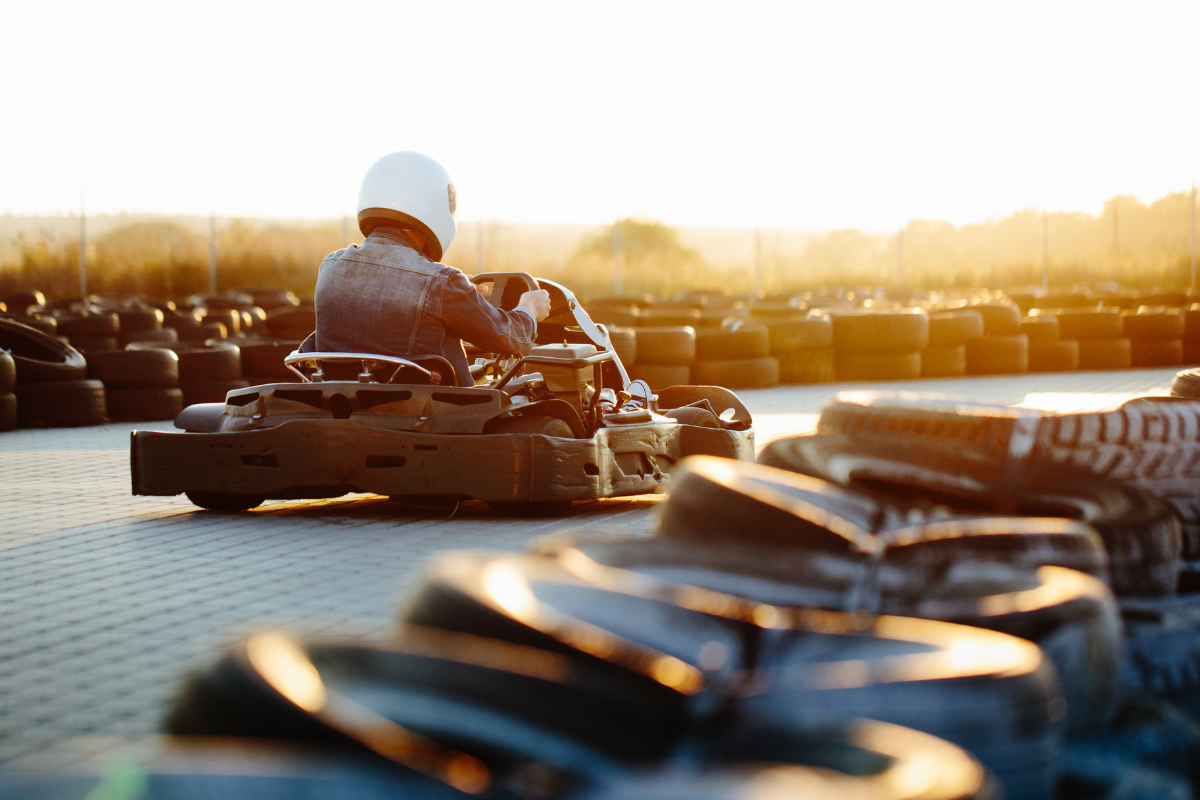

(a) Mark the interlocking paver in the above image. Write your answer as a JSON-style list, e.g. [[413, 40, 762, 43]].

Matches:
[[0, 368, 1179, 759]]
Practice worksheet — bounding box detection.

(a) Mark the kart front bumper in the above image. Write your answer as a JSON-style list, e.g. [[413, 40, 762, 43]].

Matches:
[[131, 419, 754, 503]]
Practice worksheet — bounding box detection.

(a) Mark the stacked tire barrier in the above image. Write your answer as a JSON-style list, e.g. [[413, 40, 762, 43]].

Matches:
[[831, 309, 928, 381], [87, 348, 183, 421], [1023, 314, 1081, 372], [0, 318, 105, 428], [629, 326, 695, 388], [691, 322, 779, 388], [1033, 308, 1133, 370], [922, 309, 983, 378], [766, 312, 835, 384], [964, 303, 1029, 375], [130, 342, 248, 407], [1124, 307, 1185, 368]]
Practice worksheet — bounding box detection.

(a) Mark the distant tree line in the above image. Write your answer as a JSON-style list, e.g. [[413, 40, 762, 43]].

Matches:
[[1, 191, 1195, 302]]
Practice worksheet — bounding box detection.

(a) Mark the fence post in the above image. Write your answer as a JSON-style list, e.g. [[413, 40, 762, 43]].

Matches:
[[612, 220, 622, 296], [77, 191, 87, 299]]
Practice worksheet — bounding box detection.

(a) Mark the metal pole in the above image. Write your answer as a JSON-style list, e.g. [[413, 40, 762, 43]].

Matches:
[[753, 227, 763, 297], [896, 229, 904, 291], [79, 191, 87, 299], [1042, 208, 1049, 289], [612, 220, 622, 296], [476, 220, 484, 272], [1191, 183, 1196, 289], [208, 210, 218, 294]]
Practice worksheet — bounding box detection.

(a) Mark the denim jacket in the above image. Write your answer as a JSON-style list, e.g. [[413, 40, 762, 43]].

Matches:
[[306, 229, 536, 386]]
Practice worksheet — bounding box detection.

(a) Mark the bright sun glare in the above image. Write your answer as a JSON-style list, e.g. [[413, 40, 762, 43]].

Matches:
[[1, 1, 1197, 231]]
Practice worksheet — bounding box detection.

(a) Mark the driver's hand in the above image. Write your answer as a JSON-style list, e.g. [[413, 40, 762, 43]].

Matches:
[[516, 290, 551, 322]]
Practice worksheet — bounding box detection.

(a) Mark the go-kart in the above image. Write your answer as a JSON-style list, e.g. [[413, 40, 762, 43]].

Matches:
[[131, 273, 755, 514]]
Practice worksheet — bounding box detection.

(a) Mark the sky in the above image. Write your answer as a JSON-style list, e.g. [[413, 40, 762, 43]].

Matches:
[[1, 1, 1197, 231]]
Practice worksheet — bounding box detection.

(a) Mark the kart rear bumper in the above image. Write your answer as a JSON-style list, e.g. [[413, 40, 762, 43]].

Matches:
[[131, 419, 753, 503]]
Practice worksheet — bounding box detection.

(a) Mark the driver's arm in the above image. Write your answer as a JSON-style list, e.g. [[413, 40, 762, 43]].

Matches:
[[440, 271, 540, 355]]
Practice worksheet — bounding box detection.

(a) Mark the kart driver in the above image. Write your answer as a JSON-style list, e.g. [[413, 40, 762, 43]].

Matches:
[[302, 151, 551, 386]]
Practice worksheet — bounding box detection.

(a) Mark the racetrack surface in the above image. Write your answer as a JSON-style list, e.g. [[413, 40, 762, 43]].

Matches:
[[0, 368, 1178, 759]]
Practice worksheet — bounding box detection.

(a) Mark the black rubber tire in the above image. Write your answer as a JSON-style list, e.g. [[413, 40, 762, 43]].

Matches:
[[116, 308, 164, 333], [1120, 595, 1200, 722], [1171, 368, 1200, 399], [265, 308, 316, 340], [1060, 695, 1200, 798], [178, 321, 228, 342], [57, 312, 119, 337], [1047, 309, 1126, 340], [483, 414, 574, 438], [1184, 341, 1200, 365], [181, 379, 251, 406], [659, 455, 881, 555], [242, 373, 302, 385], [130, 342, 242, 381], [118, 327, 178, 348], [2, 290, 45, 313], [200, 308, 241, 335], [552, 535, 1119, 739], [105, 387, 184, 421], [1020, 315, 1060, 342], [589, 307, 642, 328], [690, 356, 779, 389], [185, 491, 265, 511], [87, 349, 179, 388], [1028, 340, 1080, 372], [15, 379, 106, 428], [0, 353, 14, 392], [633, 327, 696, 365], [964, 334, 1029, 375], [920, 345, 966, 378], [629, 363, 691, 389], [830, 310, 929, 353], [67, 335, 119, 354], [1131, 339, 1183, 368], [607, 327, 637, 365], [237, 340, 301, 379], [1, 313, 56, 336], [834, 350, 921, 381], [927, 310, 984, 347], [695, 325, 770, 360], [0, 391, 15, 431], [970, 303, 1021, 336], [0, 318, 87, 384], [1124, 309, 1185, 340], [759, 432, 1181, 597], [766, 315, 833, 353], [1078, 338, 1133, 370], [777, 348, 835, 384]]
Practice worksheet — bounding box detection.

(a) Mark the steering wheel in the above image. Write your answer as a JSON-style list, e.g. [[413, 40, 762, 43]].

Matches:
[[471, 272, 539, 311]]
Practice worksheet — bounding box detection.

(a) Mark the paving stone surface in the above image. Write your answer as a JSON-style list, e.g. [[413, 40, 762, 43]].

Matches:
[[0, 367, 1179, 759]]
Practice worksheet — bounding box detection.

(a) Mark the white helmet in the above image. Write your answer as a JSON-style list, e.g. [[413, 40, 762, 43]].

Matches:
[[357, 151, 457, 261]]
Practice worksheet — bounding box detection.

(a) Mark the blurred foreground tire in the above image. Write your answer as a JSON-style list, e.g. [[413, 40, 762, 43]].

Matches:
[[1119, 595, 1200, 722], [0, 392, 16, 431], [15, 379, 106, 427], [0, 352, 13, 392], [1171, 368, 1200, 399], [758, 433, 1181, 597], [106, 387, 184, 421]]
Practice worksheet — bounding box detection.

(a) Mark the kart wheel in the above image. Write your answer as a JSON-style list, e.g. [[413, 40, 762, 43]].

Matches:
[[488, 500, 574, 517], [186, 491, 266, 511]]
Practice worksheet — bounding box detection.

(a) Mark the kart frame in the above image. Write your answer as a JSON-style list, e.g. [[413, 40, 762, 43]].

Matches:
[[130, 274, 755, 511]]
